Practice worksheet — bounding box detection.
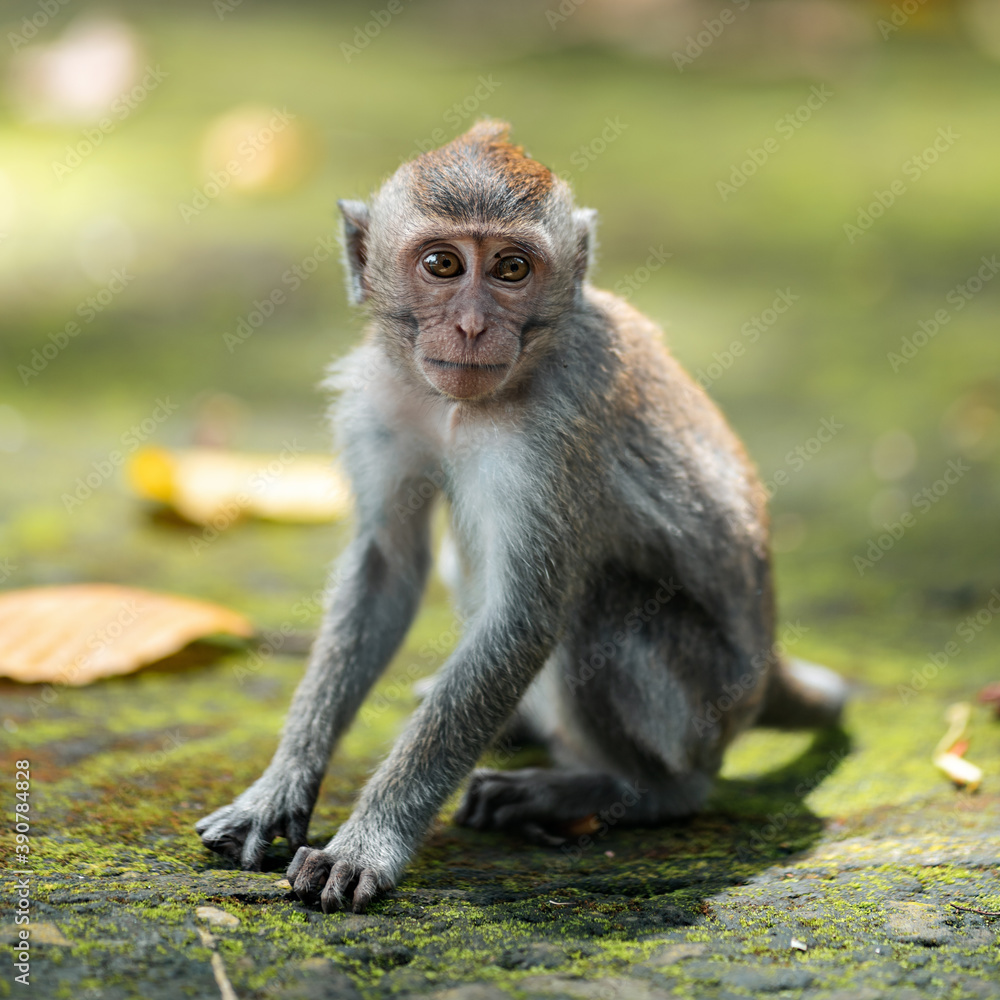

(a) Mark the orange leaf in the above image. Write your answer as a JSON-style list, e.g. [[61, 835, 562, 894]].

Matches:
[[0, 584, 253, 685]]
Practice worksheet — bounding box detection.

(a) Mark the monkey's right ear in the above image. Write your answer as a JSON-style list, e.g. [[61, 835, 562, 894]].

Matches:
[[572, 207, 598, 283], [338, 199, 370, 304]]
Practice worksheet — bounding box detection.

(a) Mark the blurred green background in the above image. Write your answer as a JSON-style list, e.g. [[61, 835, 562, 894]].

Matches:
[[1, 0, 999, 772]]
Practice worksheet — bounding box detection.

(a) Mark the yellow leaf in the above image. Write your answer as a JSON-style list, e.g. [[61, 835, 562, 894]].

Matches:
[[127, 445, 174, 503], [126, 446, 352, 526], [0, 584, 253, 685]]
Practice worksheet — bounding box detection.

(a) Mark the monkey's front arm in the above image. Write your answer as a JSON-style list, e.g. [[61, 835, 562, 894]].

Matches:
[[195, 472, 433, 871], [285, 576, 563, 913]]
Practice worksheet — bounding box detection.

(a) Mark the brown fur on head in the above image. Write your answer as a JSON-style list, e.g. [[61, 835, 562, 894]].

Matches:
[[409, 119, 555, 223], [338, 121, 597, 402]]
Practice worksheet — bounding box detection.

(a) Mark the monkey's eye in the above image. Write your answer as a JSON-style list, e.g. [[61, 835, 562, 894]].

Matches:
[[422, 252, 464, 278], [493, 255, 531, 282]]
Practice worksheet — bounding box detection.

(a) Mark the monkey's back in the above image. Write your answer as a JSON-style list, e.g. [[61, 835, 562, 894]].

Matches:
[[519, 286, 779, 770], [566, 286, 770, 588]]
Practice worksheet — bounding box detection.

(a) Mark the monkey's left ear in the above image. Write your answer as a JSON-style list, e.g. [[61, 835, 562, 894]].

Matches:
[[338, 199, 370, 304], [572, 207, 598, 283]]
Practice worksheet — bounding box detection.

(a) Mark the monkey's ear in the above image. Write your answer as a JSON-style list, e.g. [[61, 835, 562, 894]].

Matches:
[[338, 199, 370, 304], [572, 207, 598, 283]]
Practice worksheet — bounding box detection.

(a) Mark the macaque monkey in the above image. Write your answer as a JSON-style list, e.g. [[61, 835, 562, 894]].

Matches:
[[196, 120, 846, 913]]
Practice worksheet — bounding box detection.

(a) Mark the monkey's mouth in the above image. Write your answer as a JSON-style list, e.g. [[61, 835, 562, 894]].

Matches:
[[418, 355, 514, 400], [423, 358, 509, 371]]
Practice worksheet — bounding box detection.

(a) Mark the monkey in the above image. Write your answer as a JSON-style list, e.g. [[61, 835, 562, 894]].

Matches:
[[195, 119, 847, 914]]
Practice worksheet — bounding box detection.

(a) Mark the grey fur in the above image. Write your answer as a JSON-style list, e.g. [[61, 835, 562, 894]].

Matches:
[[195, 122, 846, 913]]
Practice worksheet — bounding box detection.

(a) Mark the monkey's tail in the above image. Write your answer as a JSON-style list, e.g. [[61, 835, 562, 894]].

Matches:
[[755, 658, 848, 729]]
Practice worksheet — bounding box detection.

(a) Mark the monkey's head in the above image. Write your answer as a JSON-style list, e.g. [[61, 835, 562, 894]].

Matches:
[[338, 120, 596, 401]]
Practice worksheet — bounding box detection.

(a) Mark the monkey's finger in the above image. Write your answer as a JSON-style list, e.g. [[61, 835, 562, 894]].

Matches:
[[491, 802, 560, 839], [320, 881, 346, 914], [194, 808, 227, 835], [351, 869, 380, 914], [240, 828, 269, 871], [453, 789, 477, 826], [453, 792, 475, 827], [321, 860, 357, 914], [194, 802, 241, 837], [454, 769, 495, 826], [464, 797, 497, 830], [463, 778, 525, 830], [286, 845, 312, 881], [200, 827, 248, 864], [293, 851, 332, 905]]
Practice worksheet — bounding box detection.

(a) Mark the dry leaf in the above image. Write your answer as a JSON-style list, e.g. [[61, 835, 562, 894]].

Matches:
[[127, 446, 351, 526], [0, 584, 253, 685], [932, 702, 983, 792], [935, 752, 982, 791]]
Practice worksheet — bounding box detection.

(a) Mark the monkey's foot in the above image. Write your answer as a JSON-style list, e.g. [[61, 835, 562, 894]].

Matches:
[[195, 779, 313, 871], [455, 767, 630, 847], [286, 844, 393, 914]]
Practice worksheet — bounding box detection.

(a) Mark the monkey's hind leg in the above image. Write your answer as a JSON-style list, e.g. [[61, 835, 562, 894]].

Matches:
[[455, 582, 741, 845], [454, 762, 711, 847]]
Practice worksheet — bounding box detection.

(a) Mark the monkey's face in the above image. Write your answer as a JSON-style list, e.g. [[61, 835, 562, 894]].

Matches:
[[401, 233, 545, 401]]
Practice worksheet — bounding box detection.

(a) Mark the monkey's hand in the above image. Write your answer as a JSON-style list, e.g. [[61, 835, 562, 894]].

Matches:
[[195, 772, 315, 871], [455, 768, 632, 847], [286, 822, 401, 914]]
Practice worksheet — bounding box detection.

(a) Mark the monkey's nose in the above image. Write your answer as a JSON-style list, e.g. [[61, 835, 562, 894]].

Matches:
[[456, 321, 487, 341]]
